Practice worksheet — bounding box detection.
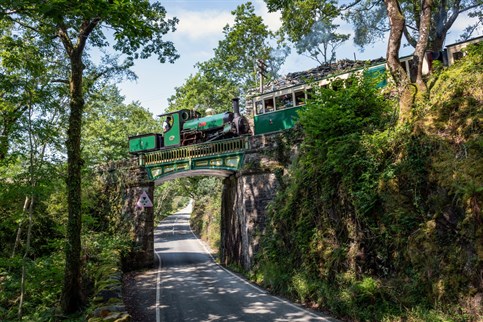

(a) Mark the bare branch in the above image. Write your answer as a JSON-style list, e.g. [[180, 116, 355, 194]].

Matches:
[[51, 79, 69, 84], [340, 0, 364, 11]]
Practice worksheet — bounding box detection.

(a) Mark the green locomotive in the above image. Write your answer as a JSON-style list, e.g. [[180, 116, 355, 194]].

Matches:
[[128, 98, 250, 154]]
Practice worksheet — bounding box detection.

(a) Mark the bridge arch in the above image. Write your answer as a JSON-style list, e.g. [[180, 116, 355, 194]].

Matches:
[[154, 169, 235, 185]]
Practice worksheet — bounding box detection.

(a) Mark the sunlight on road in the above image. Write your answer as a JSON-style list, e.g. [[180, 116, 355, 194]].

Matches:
[[151, 200, 336, 322], [178, 199, 193, 214]]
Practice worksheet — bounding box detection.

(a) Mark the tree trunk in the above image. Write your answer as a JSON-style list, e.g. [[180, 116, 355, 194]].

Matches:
[[61, 51, 85, 313], [11, 197, 30, 258], [384, 0, 413, 116], [58, 18, 99, 315], [413, 0, 433, 93], [18, 195, 34, 319], [18, 103, 36, 319]]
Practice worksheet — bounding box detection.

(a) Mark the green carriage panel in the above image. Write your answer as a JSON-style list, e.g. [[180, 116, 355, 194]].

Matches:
[[128, 133, 162, 154], [365, 64, 387, 88], [254, 106, 302, 135]]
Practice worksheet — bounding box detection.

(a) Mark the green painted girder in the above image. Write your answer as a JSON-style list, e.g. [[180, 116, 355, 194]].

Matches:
[[140, 136, 249, 181], [145, 152, 245, 181]]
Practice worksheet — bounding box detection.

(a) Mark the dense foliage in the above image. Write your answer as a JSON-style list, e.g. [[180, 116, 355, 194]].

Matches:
[[253, 46, 482, 321], [0, 85, 160, 320], [188, 177, 224, 252], [1, 0, 179, 313]]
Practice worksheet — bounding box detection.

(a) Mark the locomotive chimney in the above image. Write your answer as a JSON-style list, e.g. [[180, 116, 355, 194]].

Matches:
[[232, 98, 240, 117]]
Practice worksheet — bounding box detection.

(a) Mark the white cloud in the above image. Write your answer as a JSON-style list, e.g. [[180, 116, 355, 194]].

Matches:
[[170, 9, 233, 40], [169, 2, 282, 41], [253, 2, 282, 32]]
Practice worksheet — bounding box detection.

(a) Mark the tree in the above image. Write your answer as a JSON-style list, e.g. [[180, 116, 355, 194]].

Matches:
[[83, 85, 159, 165], [264, 0, 349, 64], [346, 0, 482, 52], [295, 20, 350, 64], [0, 20, 66, 161], [168, 2, 286, 115], [0, 0, 178, 313], [208, 2, 283, 87], [167, 72, 239, 114]]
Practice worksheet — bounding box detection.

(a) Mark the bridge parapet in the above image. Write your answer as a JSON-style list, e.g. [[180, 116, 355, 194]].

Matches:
[[142, 136, 250, 166]]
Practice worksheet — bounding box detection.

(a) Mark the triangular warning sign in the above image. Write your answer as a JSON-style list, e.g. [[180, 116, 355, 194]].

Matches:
[[136, 191, 153, 208]]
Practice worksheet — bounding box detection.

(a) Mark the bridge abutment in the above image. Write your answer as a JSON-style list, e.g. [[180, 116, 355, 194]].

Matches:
[[120, 162, 155, 270], [221, 153, 282, 270]]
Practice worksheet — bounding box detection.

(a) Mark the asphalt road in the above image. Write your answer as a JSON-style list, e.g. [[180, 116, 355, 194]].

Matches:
[[125, 205, 337, 322]]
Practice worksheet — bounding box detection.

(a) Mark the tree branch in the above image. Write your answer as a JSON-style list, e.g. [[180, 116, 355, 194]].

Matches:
[[75, 18, 101, 55], [403, 25, 418, 47], [340, 0, 364, 11], [457, 3, 480, 15], [51, 79, 69, 84], [5, 16, 42, 34], [57, 23, 74, 57]]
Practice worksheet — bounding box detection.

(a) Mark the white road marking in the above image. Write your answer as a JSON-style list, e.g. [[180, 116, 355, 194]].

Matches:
[[154, 244, 162, 322], [155, 210, 184, 322]]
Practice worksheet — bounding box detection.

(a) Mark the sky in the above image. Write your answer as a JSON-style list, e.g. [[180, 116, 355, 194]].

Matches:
[[116, 0, 481, 116]]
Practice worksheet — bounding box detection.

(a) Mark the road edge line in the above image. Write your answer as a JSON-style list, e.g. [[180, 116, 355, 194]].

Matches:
[[154, 229, 163, 322], [187, 219, 332, 321]]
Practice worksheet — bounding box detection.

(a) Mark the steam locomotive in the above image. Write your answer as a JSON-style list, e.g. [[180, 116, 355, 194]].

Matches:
[[129, 98, 250, 154]]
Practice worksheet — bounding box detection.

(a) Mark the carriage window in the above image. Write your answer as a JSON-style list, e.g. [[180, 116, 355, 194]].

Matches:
[[255, 100, 263, 114], [294, 91, 305, 106], [264, 97, 275, 112], [275, 94, 293, 110], [331, 79, 344, 91], [306, 88, 315, 101], [453, 51, 464, 61]]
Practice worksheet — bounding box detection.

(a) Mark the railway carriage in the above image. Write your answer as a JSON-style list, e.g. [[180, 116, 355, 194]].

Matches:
[[248, 62, 387, 135], [247, 36, 481, 136]]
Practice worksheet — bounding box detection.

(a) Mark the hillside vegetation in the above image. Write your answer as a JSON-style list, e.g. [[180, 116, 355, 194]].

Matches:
[[251, 43, 482, 321]]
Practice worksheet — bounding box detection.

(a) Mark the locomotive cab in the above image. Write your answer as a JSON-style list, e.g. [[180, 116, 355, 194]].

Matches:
[[159, 109, 200, 148]]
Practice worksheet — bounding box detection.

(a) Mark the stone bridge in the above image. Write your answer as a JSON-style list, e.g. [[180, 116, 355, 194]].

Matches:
[[108, 132, 297, 271]]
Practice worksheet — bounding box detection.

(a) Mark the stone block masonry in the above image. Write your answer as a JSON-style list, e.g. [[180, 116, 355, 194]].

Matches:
[[121, 161, 155, 270], [221, 132, 291, 270], [220, 172, 279, 270]]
